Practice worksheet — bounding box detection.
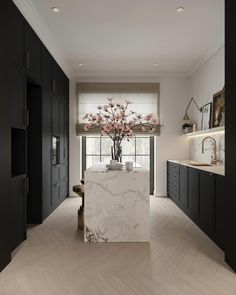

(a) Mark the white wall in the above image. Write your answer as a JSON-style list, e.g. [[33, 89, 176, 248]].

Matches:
[[189, 46, 224, 127], [188, 46, 225, 164], [69, 76, 189, 197]]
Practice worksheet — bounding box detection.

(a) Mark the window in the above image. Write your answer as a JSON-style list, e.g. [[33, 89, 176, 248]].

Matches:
[[76, 83, 160, 135], [82, 136, 154, 194]]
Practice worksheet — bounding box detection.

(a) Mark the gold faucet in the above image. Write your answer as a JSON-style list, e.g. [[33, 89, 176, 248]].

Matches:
[[201, 136, 219, 165]]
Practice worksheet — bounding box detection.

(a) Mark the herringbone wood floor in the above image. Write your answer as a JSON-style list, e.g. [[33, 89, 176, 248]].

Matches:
[[0, 196, 235, 295]]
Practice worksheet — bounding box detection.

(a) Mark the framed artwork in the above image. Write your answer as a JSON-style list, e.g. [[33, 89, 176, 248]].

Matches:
[[212, 87, 225, 127], [201, 102, 212, 130]]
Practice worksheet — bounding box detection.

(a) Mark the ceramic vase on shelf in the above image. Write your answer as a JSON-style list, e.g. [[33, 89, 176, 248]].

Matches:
[[111, 145, 122, 163]]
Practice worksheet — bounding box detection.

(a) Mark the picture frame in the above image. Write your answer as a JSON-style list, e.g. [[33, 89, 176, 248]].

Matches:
[[212, 87, 225, 128], [201, 102, 212, 130]]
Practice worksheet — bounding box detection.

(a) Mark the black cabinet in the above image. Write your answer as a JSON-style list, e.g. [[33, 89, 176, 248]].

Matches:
[[51, 59, 60, 98], [60, 179, 68, 200], [9, 2, 24, 67], [215, 175, 225, 250], [10, 65, 26, 129], [167, 161, 225, 252], [10, 175, 26, 251], [179, 165, 188, 213], [167, 161, 179, 205], [25, 23, 41, 83], [52, 182, 60, 208], [199, 172, 215, 239], [188, 168, 200, 223], [0, 0, 69, 271], [42, 88, 52, 220], [52, 96, 59, 135], [41, 45, 52, 91], [59, 102, 69, 163]]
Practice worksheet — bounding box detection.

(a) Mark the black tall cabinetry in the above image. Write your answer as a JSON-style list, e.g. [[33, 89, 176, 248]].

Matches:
[[0, 0, 69, 271]]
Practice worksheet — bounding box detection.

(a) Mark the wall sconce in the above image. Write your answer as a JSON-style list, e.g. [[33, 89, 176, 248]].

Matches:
[[183, 97, 202, 121]]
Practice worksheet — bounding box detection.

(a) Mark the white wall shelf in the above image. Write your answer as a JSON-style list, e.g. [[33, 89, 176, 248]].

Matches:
[[183, 126, 225, 137]]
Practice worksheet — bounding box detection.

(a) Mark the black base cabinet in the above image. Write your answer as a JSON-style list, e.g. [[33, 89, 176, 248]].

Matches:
[[167, 161, 225, 252], [0, 0, 69, 270], [199, 171, 215, 240]]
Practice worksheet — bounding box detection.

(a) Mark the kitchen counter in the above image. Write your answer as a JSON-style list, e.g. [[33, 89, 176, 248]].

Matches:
[[168, 160, 224, 176], [84, 163, 150, 242]]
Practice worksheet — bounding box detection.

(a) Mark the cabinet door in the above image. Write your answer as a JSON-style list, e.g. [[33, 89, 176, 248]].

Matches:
[[25, 23, 41, 83], [60, 163, 68, 181], [52, 165, 60, 186], [41, 45, 52, 91], [10, 176, 26, 251], [52, 96, 59, 135], [10, 65, 26, 129], [60, 179, 68, 200], [188, 168, 200, 223], [9, 1, 24, 67], [179, 165, 188, 213], [59, 101, 65, 163], [199, 172, 216, 238], [42, 88, 52, 219], [51, 59, 60, 97], [215, 175, 225, 250], [52, 183, 60, 209]]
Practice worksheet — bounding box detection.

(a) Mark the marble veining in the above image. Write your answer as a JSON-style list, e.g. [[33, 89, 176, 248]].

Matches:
[[84, 165, 150, 242]]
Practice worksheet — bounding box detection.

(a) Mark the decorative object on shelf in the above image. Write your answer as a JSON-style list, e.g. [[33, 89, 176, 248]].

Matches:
[[182, 122, 193, 134], [212, 87, 225, 127], [183, 97, 202, 121], [83, 98, 161, 162], [192, 122, 198, 132], [201, 102, 212, 130]]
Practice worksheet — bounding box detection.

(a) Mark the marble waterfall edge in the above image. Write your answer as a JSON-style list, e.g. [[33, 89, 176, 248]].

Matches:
[[84, 166, 150, 242]]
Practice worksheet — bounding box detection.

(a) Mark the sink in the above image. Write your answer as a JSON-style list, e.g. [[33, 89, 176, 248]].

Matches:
[[188, 161, 212, 166]]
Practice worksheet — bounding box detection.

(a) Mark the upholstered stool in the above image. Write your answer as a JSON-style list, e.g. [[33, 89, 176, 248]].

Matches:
[[73, 181, 84, 230]]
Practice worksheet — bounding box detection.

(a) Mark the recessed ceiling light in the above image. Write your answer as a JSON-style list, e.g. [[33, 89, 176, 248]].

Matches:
[[153, 63, 158, 67], [52, 7, 60, 13], [176, 6, 184, 13], [78, 63, 83, 67]]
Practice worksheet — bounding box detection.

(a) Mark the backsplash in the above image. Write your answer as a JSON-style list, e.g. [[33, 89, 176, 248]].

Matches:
[[189, 132, 225, 165]]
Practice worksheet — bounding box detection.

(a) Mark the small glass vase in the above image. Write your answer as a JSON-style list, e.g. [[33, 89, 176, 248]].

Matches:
[[111, 145, 122, 162]]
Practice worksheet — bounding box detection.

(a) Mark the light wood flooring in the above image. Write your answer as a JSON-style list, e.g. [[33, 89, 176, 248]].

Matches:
[[0, 196, 235, 295]]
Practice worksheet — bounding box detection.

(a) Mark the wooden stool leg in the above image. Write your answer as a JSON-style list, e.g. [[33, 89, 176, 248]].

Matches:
[[78, 205, 84, 230]]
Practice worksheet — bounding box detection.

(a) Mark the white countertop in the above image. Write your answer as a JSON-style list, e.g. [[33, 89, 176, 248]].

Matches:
[[86, 162, 148, 173], [168, 160, 225, 176]]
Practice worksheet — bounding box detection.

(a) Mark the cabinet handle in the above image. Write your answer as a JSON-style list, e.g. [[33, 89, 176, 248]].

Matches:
[[25, 177, 29, 194], [26, 51, 30, 69], [64, 148, 66, 159]]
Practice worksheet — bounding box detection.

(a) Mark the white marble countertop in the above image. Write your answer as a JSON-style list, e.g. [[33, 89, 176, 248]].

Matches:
[[86, 162, 148, 173], [168, 160, 225, 176]]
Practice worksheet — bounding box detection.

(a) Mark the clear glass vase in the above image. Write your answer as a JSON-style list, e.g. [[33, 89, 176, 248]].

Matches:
[[111, 145, 122, 162]]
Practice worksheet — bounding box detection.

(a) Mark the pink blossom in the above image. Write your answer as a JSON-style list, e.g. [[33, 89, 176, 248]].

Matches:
[[140, 126, 146, 131], [84, 124, 91, 131], [144, 114, 153, 121]]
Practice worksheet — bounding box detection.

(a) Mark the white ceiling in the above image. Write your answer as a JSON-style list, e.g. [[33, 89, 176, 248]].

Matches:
[[14, 0, 224, 78]]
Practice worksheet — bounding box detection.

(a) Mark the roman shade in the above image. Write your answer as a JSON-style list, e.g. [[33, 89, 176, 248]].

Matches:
[[76, 83, 160, 135]]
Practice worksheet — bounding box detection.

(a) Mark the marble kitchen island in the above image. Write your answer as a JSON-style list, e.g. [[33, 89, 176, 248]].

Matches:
[[84, 164, 150, 242]]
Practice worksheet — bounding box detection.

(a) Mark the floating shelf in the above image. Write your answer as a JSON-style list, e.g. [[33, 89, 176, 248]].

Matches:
[[183, 126, 225, 137]]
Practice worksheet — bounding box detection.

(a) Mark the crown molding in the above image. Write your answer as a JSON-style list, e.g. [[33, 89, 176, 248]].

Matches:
[[187, 44, 225, 77], [12, 0, 72, 78]]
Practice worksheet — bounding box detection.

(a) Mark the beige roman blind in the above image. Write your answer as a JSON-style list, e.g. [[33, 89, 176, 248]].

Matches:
[[76, 83, 160, 135]]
